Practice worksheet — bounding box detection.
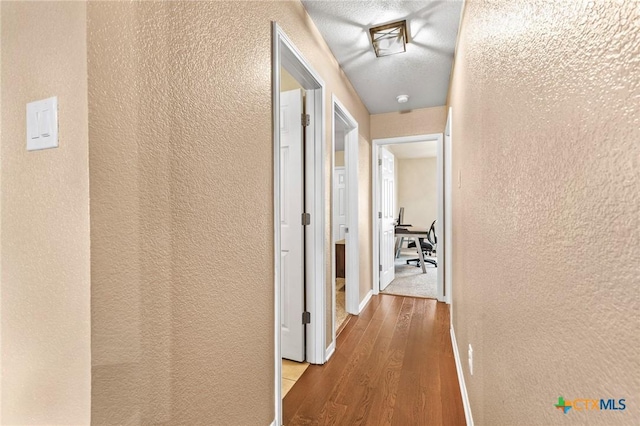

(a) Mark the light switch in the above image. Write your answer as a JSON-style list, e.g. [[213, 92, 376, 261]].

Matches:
[[28, 110, 40, 140], [39, 109, 51, 137], [26, 96, 58, 151]]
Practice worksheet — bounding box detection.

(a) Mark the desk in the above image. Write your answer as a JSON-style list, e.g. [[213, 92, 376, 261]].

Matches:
[[394, 227, 429, 274]]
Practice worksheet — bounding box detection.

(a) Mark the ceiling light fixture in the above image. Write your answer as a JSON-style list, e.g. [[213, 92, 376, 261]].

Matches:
[[369, 20, 408, 58], [396, 95, 409, 104]]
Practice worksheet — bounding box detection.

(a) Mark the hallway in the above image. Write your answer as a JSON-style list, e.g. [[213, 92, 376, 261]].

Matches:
[[284, 295, 465, 425]]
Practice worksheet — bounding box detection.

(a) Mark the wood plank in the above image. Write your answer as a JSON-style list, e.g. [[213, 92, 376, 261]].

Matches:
[[288, 295, 396, 424], [391, 298, 443, 426], [283, 296, 383, 422], [437, 302, 466, 426], [330, 296, 406, 424], [352, 297, 415, 426], [283, 295, 465, 426]]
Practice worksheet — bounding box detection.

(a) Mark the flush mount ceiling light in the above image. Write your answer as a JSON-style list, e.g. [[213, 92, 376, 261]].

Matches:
[[369, 20, 408, 58], [396, 95, 409, 103]]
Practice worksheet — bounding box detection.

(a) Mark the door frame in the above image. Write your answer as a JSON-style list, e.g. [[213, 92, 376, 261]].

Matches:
[[371, 133, 445, 301], [272, 22, 326, 426], [329, 95, 359, 359], [445, 108, 453, 306]]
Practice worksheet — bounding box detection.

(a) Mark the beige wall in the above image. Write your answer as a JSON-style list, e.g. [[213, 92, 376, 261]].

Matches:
[[397, 157, 437, 229], [449, 1, 640, 424], [88, 2, 370, 424], [1, 2, 91, 424], [370, 106, 447, 139], [357, 136, 372, 304], [0, 3, 3, 420], [281, 67, 304, 92], [335, 150, 344, 167]]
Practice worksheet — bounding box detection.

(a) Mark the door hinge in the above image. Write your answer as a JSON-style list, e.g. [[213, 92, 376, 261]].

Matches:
[[378, 211, 382, 219], [301, 114, 310, 127], [379, 264, 383, 272], [302, 213, 311, 226], [302, 311, 311, 324], [378, 158, 382, 166]]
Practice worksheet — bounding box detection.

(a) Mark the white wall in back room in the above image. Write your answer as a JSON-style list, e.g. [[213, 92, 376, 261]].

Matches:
[[397, 157, 437, 229]]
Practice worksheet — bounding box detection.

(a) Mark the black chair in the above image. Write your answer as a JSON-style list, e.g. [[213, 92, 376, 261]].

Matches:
[[406, 220, 437, 268]]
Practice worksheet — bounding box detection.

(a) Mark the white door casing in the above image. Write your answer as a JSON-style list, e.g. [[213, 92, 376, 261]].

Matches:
[[436, 134, 445, 302], [280, 89, 305, 362], [371, 134, 444, 297], [445, 107, 453, 305], [380, 147, 395, 290], [333, 167, 347, 241]]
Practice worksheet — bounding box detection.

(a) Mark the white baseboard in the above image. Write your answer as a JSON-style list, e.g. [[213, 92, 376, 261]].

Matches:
[[325, 341, 336, 362], [450, 326, 474, 426], [358, 289, 373, 313], [269, 420, 277, 426]]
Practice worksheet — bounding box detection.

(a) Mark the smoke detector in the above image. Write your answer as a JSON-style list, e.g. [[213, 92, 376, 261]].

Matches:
[[396, 95, 409, 104]]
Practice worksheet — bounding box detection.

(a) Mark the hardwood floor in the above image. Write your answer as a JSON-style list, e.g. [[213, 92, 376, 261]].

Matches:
[[283, 294, 465, 426]]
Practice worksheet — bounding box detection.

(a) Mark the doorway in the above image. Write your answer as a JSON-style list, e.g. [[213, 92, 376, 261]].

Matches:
[[330, 96, 359, 358], [371, 133, 446, 302], [273, 23, 326, 426]]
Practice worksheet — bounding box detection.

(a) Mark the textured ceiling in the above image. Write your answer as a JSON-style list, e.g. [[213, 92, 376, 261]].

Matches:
[[302, 0, 463, 114], [386, 140, 437, 159]]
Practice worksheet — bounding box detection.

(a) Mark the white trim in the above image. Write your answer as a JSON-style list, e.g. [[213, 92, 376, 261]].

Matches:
[[274, 24, 326, 366], [325, 341, 336, 362], [371, 145, 380, 296], [358, 289, 373, 314], [271, 23, 282, 426], [304, 89, 326, 366], [436, 135, 445, 302], [332, 95, 360, 315], [330, 95, 360, 355], [450, 326, 474, 426], [445, 107, 453, 305], [345, 127, 360, 315], [269, 420, 277, 426], [273, 22, 326, 426], [371, 134, 444, 299]]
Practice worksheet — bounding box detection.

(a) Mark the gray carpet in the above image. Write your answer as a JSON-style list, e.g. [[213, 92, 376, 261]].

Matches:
[[381, 249, 438, 299]]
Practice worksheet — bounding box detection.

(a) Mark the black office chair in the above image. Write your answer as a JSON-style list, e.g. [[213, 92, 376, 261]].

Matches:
[[406, 220, 437, 268]]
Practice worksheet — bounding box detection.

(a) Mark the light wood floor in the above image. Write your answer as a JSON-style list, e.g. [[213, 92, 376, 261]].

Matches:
[[283, 294, 465, 426]]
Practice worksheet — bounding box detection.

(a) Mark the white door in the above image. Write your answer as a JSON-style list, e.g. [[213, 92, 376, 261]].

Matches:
[[380, 147, 395, 290], [280, 89, 305, 362], [333, 167, 347, 241]]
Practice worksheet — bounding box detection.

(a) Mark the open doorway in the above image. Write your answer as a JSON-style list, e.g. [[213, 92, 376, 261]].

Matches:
[[385, 141, 439, 299], [330, 96, 359, 353], [279, 67, 311, 396], [372, 134, 446, 302], [272, 23, 326, 425]]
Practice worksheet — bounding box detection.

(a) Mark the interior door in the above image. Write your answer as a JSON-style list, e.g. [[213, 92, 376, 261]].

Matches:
[[280, 89, 305, 362], [333, 166, 347, 241], [380, 147, 395, 290]]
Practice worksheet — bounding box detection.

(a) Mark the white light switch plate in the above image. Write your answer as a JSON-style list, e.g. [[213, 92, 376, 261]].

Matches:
[[26, 96, 58, 151]]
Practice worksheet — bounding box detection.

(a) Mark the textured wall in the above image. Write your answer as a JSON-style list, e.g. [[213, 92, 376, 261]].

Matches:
[[397, 157, 438, 229], [357, 135, 372, 305], [0, 3, 3, 420], [1, 2, 91, 424], [449, 1, 640, 424], [370, 106, 447, 140], [88, 2, 370, 424]]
